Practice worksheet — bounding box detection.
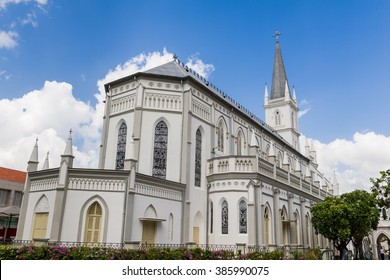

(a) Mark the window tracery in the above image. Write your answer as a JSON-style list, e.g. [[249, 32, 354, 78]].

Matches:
[[221, 200, 228, 234], [195, 129, 202, 186], [153, 121, 168, 179], [239, 200, 247, 234], [116, 122, 127, 170]]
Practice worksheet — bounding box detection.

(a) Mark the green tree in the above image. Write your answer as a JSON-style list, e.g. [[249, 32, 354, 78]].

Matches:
[[311, 190, 379, 259], [311, 196, 351, 256], [370, 169, 390, 208], [341, 190, 379, 259]]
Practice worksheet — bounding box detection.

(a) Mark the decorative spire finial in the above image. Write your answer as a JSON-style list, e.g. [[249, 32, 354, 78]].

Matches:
[[273, 30, 282, 41]]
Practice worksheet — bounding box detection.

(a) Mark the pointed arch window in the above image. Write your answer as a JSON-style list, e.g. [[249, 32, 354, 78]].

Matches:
[[239, 200, 247, 234], [84, 202, 102, 243], [153, 121, 168, 179], [264, 207, 271, 245], [275, 110, 281, 126], [281, 208, 289, 245], [217, 120, 224, 152], [305, 214, 311, 246], [221, 200, 228, 234], [116, 122, 127, 170], [237, 130, 243, 155], [195, 129, 202, 187], [294, 212, 300, 244]]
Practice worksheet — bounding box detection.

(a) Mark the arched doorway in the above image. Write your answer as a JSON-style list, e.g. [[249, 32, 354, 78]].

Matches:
[[376, 233, 390, 260]]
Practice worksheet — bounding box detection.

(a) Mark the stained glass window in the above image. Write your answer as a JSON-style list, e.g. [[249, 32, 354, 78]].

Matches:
[[116, 122, 127, 170], [221, 200, 228, 234], [239, 200, 247, 234], [153, 121, 168, 179], [195, 129, 202, 187], [217, 120, 224, 152]]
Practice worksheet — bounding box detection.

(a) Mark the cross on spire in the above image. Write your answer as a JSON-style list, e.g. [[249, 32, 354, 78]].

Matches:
[[273, 30, 282, 41]]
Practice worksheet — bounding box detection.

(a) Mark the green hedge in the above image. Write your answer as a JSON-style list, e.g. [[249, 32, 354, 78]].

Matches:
[[0, 245, 321, 260]]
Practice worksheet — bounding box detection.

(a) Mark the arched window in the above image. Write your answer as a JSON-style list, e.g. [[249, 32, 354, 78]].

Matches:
[[275, 110, 281, 126], [277, 152, 283, 168], [153, 121, 168, 179], [116, 122, 127, 169], [237, 130, 243, 155], [217, 120, 224, 152], [239, 200, 247, 234], [195, 129, 202, 187], [221, 200, 228, 234], [305, 214, 311, 247], [84, 202, 102, 243], [294, 212, 300, 244], [264, 207, 271, 245], [210, 201, 214, 234], [281, 208, 289, 245]]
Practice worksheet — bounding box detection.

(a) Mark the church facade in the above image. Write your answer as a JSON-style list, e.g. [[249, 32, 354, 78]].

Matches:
[[16, 38, 338, 249]]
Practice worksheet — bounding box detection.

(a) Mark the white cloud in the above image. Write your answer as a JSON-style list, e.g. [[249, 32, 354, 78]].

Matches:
[[298, 98, 311, 119], [20, 12, 38, 27], [185, 53, 215, 79], [0, 30, 18, 49], [0, 70, 12, 80], [0, 81, 99, 170], [303, 132, 390, 194], [97, 48, 174, 94], [0, 0, 47, 9], [298, 108, 310, 118], [0, 49, 214, 172]]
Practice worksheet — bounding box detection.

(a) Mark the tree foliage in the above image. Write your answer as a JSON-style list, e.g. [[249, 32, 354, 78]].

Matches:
[[311, 196, 351, 254], [341, 190, 379, 259], [311, 190, 379, 259], [370, 169, 390, 208]]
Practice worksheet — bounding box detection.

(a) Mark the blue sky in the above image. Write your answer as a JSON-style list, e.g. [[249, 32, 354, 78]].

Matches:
[[1, 0, 390, 192]]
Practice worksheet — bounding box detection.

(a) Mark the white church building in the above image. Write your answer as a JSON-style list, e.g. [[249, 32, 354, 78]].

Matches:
[[16, 37, 339, 249]]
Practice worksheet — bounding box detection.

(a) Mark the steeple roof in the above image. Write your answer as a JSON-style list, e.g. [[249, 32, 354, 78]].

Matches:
[[270, 38, 290, 100]]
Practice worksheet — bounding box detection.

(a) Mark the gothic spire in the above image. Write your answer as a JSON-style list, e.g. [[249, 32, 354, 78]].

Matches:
[[270, 31, 290, 100], [63, 129, 73, 156], [28, 138, 39, 163], [42, 151, 50, 170], [27, 138, 39, 172]]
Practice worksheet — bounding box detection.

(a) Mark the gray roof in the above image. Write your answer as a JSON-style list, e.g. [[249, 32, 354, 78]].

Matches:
[[106, 56, 306, 157], [142, 59, 300, 153], [144, 61, 187, 77], [270, 40, 290, 99]]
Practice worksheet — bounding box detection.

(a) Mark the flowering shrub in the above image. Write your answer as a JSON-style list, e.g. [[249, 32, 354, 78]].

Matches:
[[0, 245, 320, 260]]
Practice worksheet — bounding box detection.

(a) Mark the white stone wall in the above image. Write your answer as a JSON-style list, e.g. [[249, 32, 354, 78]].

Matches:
[[131, 194, 182, 244], [61, 189, 125, 243], [104, 113, 135, 170], [138, 110, 183, 181]]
